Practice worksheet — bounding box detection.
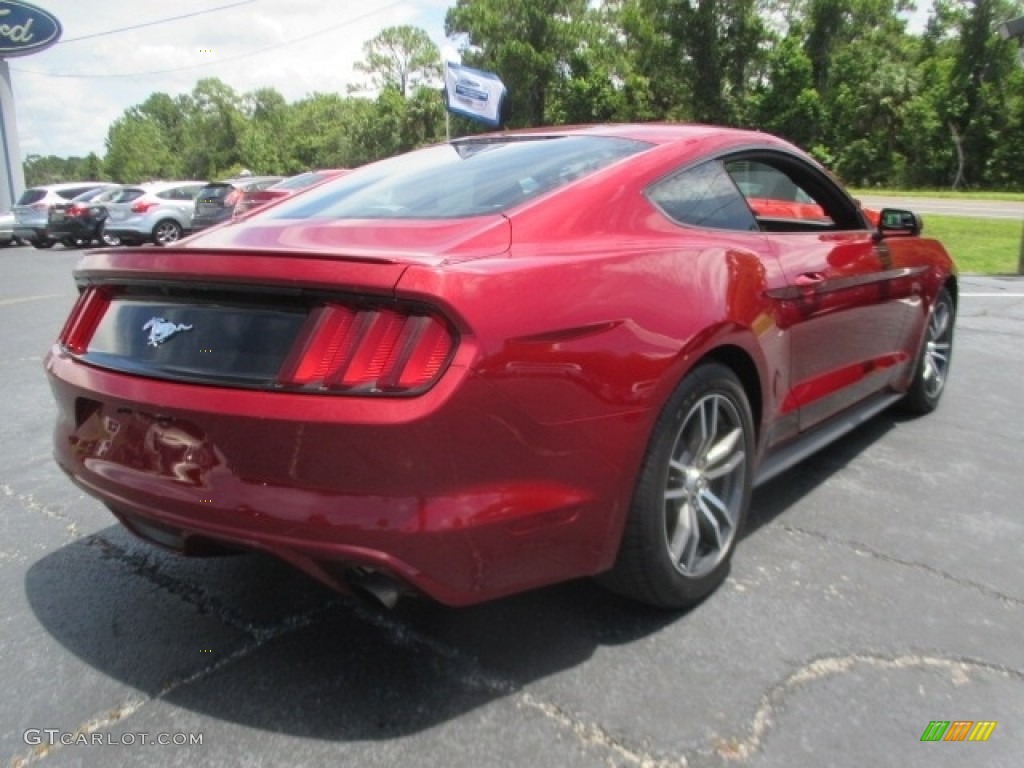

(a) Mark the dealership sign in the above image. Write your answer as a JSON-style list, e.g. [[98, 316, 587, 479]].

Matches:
[[0, 1, 61, 57]]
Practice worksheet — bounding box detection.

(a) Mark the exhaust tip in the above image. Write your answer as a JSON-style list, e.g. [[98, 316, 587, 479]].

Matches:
[[347, 568, 402, 610]]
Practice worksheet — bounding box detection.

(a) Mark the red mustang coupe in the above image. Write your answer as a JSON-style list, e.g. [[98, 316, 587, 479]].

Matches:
[[47, 124, 955, 608]]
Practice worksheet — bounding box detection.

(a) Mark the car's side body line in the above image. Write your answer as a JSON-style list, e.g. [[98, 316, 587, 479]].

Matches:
[[754, 390, 903, 488]]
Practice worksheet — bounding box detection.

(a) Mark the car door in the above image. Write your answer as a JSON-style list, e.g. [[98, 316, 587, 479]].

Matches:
[[159, 184, 204, 227], [724, 154, 919, 432]]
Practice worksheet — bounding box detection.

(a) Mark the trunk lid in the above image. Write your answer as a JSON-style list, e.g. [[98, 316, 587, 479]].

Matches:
[[182, 214, 512, 266]]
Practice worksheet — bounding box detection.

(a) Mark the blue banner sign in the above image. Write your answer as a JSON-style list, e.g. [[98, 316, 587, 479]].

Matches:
[[0, 1, 62, 57], [444, 63, 506, 127]]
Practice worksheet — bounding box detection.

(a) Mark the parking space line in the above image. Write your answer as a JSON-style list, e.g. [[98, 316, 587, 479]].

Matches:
[[0, 294, 65, 307]]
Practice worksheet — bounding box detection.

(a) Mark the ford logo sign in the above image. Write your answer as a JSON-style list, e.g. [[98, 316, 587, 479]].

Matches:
[[0, 1, 62, 57]]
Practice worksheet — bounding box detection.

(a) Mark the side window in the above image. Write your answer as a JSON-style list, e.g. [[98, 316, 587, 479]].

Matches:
[[725, 159, 830, 229], [59, 187, 95, 200], [721, 156, 867, 232], [647, 161, 758, 232]]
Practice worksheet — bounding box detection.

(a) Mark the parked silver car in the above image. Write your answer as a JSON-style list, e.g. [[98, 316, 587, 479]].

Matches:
[[0, 210, 17, 246], [103, 180, 206, 246], [13, 182, 119, 248]]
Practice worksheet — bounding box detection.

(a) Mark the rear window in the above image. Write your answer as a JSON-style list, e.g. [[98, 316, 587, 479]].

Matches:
[[57, 187, 99, 200], [16, 189, 45, 205], [73, 187, 116, 203], [242, 178, 281, 192], [198, 185, 232, 201], [269, 136, 652, 220], [272, 172, 326, 191]]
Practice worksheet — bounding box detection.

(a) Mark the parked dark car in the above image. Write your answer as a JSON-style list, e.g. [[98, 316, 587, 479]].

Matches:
[[46, 124, 956, 609], [46, 186, 124, 247], [232, 170, 349, 218], [191, 175, 283, 232]]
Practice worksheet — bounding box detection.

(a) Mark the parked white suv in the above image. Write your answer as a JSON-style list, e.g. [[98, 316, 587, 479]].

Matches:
[[13, 182, 119, 248], [104, 181, 206, 246]]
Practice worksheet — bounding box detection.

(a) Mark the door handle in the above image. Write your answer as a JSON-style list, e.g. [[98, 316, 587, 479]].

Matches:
[[795, 272, 825, 288]]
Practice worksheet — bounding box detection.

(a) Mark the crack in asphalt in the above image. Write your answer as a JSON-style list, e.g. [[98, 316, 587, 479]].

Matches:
[[348, 602, 685, 767], [9, 697, 148, 768], [1, 484, 81, 540], [778, 523, 1024, 607], [703, 652, 1024, 763]]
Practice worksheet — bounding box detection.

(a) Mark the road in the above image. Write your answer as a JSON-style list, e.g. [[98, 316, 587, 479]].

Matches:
[[856, 195, 1024, 220], [1, 245, 1022, 767]]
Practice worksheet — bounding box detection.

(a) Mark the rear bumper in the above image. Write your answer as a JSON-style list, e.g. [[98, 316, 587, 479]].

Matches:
[[46, 347, 642, 605], [48, 219, 97, 239], [191, 213, 229, 232]]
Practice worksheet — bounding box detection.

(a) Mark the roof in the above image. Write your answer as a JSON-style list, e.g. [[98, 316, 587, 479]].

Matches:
[[458, 122, 775, 147]]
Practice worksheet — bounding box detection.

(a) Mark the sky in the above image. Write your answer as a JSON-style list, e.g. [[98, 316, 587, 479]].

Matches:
[[7, 0, 452, 160], [6, 0, 935, 161]]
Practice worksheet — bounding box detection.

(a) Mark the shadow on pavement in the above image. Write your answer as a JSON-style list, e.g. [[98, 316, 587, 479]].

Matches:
[[24, 527, 677, 740]]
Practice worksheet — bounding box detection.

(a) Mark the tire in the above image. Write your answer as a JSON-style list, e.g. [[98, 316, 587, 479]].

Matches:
[[31, 239, 54, 249], [602, 362, 754, 608], [901, 287, 955, 415], [152, 219, 183, 246], [100, 229, 120, 247]]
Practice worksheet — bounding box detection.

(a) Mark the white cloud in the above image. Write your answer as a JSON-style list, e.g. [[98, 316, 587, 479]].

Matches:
[[10, 0, 452, 158]]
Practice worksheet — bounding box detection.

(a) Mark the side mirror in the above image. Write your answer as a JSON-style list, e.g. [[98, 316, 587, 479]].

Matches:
[[875, 208, 922, 239]]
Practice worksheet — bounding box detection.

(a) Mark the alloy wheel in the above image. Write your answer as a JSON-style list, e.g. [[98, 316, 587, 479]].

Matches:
[[663, 392, 747, 578], [922, 295, 953, 400]]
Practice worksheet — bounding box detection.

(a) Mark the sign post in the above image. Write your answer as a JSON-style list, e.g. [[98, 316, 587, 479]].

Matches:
[[0, 1, 63, 211], [999, 16, 1024, 274]]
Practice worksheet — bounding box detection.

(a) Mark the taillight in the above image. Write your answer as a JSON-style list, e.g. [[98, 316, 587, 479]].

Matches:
[[277, 304, 455, 394], [131, 200, 157, 213], [58, 287, 111, 355], [67, 204, 89, 217]]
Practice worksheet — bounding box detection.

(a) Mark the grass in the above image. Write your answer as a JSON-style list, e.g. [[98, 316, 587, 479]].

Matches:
[[921, 214, 1023, 275], [851, 188, 1024, 202]]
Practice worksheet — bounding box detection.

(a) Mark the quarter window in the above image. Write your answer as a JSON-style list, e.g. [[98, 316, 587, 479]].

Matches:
[[647, 161, 758, 232]]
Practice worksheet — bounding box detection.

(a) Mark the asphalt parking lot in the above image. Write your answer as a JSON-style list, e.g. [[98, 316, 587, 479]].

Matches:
[[2, 244, 1022, 768]]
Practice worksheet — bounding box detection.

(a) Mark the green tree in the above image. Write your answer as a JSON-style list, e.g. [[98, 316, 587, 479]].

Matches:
[[618, 0, 770, 124], [240, 87, 290, 173], [285, 93, 355, 169], [546, 2, 634, 123], [354, 25, 442, 98], [944, 0, 1023, 187], [180, 78, 247, 178], [752, 34, 824, 148], [104, 115, 176, 182]]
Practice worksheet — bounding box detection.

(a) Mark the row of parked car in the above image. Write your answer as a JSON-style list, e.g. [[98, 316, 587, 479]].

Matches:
[[5, 170, 348, 249]]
